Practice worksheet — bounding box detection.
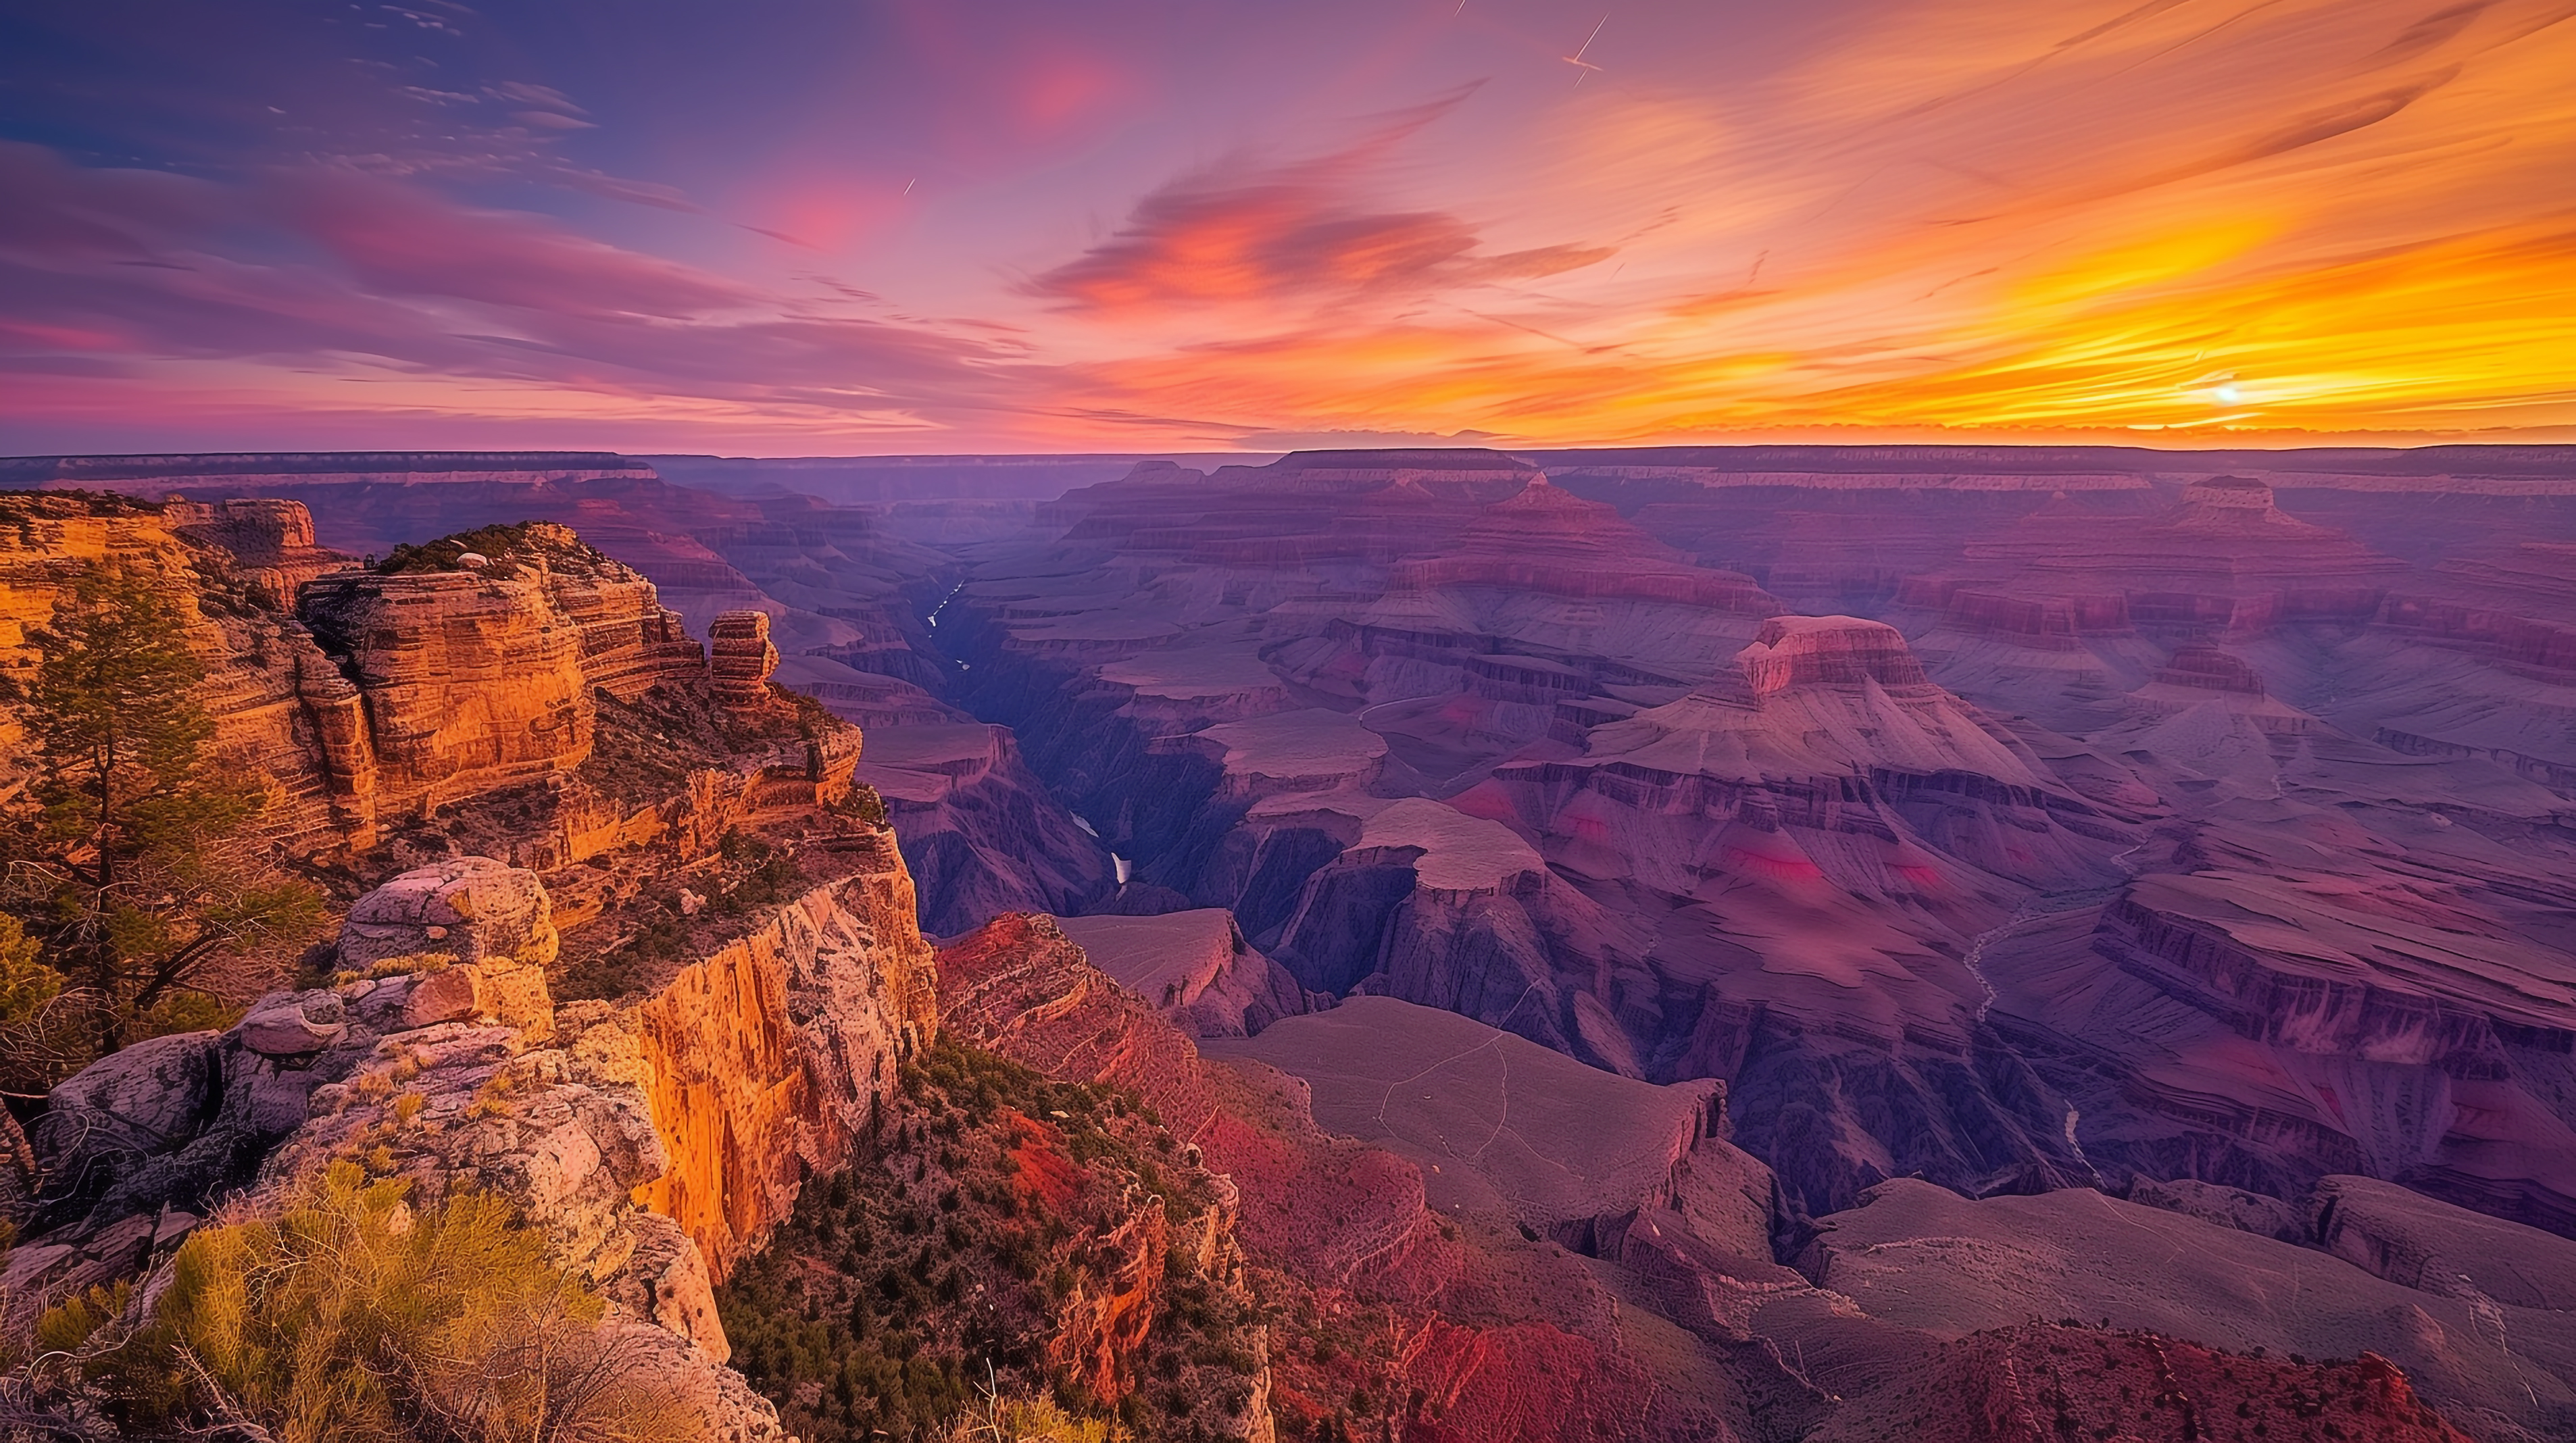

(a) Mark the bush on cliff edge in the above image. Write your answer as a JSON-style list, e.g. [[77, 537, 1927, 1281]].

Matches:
[[111, 1161, 700, 1443], [0, 561, 321, 1084]]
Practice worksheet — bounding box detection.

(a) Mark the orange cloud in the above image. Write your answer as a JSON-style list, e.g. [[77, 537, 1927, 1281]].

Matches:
[[1031, 0, 2576, 445], [4, 0, 2573, 451]]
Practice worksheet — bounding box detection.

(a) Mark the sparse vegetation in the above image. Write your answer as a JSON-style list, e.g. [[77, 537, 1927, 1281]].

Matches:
[[844, 782, 890, 828], [716, 1038, 1261, 1443], [0, 562, 321, 1085], [374, 522, 558, 576], [947, 1383, 1129, 1442]]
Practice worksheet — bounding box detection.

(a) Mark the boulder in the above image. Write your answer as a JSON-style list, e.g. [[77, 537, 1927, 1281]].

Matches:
[[33, 1030, 224, 1165], [337, 857, 558, 972], [234, 992, 350, 1057]]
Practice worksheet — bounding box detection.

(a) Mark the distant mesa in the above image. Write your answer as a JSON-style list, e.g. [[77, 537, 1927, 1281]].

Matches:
[[2150, 643, 2266, 694], [4, 449, 656, 490], [1254, 446, 1541, 498], [1735, 614, 1932, 695]]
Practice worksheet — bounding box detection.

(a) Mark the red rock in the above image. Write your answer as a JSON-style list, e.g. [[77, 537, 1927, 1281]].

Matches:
[[705, 607, 779, 705]]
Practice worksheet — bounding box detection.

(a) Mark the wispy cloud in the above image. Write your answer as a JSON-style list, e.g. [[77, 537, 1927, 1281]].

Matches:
[[1, 0, 2572, 450], [0, 143, 1044, 445], [1024, 96, 1613, 316]]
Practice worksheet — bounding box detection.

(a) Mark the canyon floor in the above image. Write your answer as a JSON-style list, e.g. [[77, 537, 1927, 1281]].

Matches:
[[4, 444, 2575, 1442]]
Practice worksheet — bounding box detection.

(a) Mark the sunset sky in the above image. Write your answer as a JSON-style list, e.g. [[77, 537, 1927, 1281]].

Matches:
[[3, 0, 2571, 454]]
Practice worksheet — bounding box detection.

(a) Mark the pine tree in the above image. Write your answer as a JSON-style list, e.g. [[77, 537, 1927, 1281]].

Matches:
[[1, 563, 320, 1074]]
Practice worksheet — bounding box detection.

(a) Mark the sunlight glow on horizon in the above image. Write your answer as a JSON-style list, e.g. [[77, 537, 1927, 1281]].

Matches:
[[1, 0, 2571, 453]]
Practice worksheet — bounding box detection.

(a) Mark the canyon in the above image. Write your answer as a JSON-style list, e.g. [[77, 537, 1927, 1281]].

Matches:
[[3, 443, 2574, 1442]]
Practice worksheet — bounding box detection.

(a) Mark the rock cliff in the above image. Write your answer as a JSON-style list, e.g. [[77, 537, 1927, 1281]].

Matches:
[[0, 501, 953, 1438], [5, 788, 939, 1436], [0, 492, 367, 850], [629, 830, 937, 1279], [298, 522, 703, 828]]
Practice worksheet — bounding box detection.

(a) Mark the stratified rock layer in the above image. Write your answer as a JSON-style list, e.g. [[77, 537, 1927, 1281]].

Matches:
[[705, 608, 780, 706], [300, 522, 701, 826], [630, 828, 937, 1278]]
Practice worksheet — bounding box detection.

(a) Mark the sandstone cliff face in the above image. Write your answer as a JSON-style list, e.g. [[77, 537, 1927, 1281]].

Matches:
[[0, 492, 368, 851], [299, 523, 701, 826], [630, 828, 938, 1279], [1, 500, 755, 865], [705, 609, 781, 705], [7, 817, 945, 1438], [164, 496, 348, 607]]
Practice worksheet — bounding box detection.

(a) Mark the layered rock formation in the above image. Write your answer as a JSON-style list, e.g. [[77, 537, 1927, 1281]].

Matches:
[[931, 461, 2137, 1216], [911, 447, 2576, 1259], [705, 608, 779, 705], [628, 829, 937, 1277], [297, 522, 703, 825], [5, 767, 938, 1436], [164, 496, 348, 605], [126, 466, 1116, 937], [1902, 476, 2407, 647]]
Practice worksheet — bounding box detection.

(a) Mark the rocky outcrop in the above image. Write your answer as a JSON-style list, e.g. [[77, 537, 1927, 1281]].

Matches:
[[1735, 613, 1933, 694], [298, 524, 701, 823], [2, 499, 760, 863], [4, 859, 586, 1336], [302, 565, 591, 812], [164, 496, 349, 606], [630, 827, 938, 1279], [3, 794, 944, 1436], [335, 855, 558, 1032], [705, 609, 779, 705]]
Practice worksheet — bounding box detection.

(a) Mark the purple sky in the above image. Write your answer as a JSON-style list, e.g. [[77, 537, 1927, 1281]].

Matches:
[[3, 0, 2571, 453]]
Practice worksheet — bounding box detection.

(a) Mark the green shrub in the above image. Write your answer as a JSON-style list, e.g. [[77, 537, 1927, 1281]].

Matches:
[[720, 1038, 1254, 1443], [948, 1390, 1127, 1442], [129, 1160, 699, 1443], [36, 1280, 132, 1357]]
